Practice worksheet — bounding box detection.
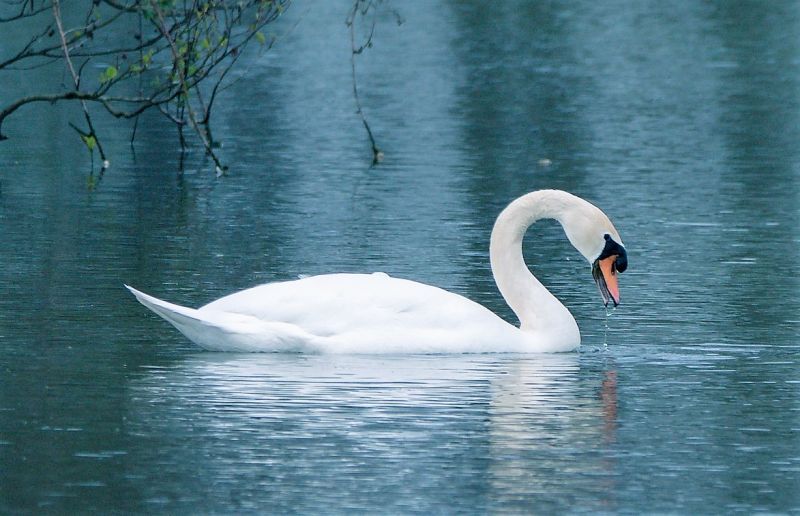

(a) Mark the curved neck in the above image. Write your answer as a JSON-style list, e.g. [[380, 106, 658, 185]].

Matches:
[[489, 191, 579, 342]]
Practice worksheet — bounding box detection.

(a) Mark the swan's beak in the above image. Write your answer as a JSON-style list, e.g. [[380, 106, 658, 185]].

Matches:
[[593, 255, 620, 307]]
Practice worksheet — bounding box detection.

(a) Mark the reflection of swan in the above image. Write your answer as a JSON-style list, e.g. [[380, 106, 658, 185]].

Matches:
[[126, 190, 627, 353], [486, 357, 619, 509], [124, 353, 618, 511]]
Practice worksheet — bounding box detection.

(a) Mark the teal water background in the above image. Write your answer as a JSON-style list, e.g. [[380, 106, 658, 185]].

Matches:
[[1, 1, 799, 512]]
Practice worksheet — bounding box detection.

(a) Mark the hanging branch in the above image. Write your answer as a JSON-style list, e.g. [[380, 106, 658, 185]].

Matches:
[[149, 0, 226, 175], [344, 0, 402, 165], [346, 0, 381, 164]]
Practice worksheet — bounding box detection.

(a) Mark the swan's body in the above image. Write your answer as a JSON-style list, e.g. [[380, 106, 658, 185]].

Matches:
[[127, 273, 559, 353], [127, 190, 627, 353]]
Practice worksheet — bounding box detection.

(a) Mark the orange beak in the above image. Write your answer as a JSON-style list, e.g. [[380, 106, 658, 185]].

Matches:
[[593, 255, 620, 307]]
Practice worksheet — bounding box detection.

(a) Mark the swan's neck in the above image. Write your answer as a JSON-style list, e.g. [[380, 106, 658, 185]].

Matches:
[[489, 191, 580, 344]]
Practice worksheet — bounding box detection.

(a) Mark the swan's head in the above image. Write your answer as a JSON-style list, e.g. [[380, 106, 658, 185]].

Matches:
[[591, 234, 627, 307], [558, 199, 628, 307]]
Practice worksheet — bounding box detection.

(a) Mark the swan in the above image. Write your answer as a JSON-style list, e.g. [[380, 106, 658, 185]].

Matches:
[[126, 189, 627, 353]]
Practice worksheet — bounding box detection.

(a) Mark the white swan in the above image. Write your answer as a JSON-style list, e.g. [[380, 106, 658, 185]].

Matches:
[[126, 190, 627, 353]]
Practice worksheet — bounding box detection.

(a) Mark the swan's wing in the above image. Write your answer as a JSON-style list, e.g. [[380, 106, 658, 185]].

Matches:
[[200, 273, 512, 341]]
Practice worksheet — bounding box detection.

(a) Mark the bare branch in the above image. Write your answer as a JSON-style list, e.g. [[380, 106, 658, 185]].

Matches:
[[0, 0, 50, 23]]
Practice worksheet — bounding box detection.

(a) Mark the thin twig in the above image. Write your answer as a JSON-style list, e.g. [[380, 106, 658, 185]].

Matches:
[[346, 0, 383, 164]]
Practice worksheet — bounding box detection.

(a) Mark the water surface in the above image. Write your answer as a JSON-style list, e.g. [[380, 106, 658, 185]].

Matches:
[[1, 0, 799, 513]]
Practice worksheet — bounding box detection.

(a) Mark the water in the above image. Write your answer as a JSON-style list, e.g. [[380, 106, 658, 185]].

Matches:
[[2, 0, 800, 512]]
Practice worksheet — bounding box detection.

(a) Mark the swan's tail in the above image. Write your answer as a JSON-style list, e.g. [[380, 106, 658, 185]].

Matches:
[[125, 285, 203, 329], [125, 285, 316, 352]]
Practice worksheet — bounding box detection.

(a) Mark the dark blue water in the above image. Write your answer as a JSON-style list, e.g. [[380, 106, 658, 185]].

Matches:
[[1, 0, 799, 512]]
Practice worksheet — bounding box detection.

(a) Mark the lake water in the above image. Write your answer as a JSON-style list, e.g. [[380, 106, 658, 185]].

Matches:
[[2, 0, 800, 513]]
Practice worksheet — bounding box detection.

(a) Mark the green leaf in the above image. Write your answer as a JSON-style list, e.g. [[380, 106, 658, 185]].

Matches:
[[81, 134, 96, 151], [100, 65, 118, 83], [255, 31, 266, 45]]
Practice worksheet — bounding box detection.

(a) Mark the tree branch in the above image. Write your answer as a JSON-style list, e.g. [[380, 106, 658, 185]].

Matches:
[[0, 0, 290, 177]]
